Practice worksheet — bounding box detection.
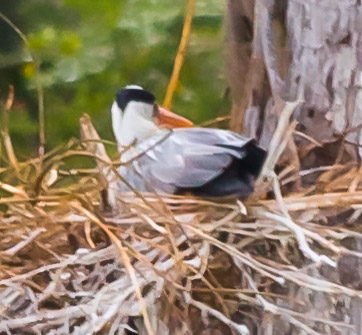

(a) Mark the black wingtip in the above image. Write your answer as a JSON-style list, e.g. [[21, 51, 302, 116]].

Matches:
[[240, 140, 267, 178], [176, 140, 267, 199]]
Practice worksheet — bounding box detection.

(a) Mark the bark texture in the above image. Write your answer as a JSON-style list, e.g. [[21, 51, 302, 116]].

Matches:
[[227, 0, 362, 161], [226, 1, 362, 334]]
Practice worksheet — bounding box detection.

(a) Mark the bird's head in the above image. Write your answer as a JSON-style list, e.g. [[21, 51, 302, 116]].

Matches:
[[111, 85, 193, 146]]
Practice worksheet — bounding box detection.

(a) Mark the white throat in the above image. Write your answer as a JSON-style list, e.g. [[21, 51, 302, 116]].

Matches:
[[111, 101, 158, 147]]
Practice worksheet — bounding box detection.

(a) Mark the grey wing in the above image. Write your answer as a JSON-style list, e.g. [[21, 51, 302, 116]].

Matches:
[[134, 128, 252, 190]]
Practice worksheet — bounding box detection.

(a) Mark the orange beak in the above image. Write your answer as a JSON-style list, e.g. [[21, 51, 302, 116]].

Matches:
[[156, 106, 193, 128]]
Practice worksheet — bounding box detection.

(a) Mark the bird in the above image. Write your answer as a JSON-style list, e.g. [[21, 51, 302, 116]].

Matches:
[[110, 85, 267, 198]]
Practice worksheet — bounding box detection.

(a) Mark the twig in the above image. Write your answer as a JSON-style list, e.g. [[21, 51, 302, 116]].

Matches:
[[186, 224, 285, 284], [139, 213, 167, 234], [251, 274, 316, 335], [3, 85, 15, 114], [84, 221, 96, 249], [294, 130, 322, 147], [258, 100, 301, 183], [1, 85, 19, 172], [74, 204, 155, 335], [0, 12, 31, 49], [299, 165, 344, 177], [163, 0, 195, 109], [1, 131, 19, 172], [261, 211, 336, 267], [242, 268, 352, 334], [2, 228, 46, 256], [197, 116, 231, 127], [259, 191, 362, 211], [184, 292, 249, 334], [0, 11, 45, 156], [37, 86, 45, 156]]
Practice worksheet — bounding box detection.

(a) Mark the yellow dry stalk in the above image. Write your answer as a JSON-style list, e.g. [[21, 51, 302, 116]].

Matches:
[[163, 0, 195, 110]]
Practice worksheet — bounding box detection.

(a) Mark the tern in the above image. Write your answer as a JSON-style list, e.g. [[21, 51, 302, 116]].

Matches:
[[111, 85, 266, 198]]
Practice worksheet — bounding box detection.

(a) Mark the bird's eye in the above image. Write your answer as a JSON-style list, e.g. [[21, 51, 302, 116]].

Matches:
[[153, 103, 159, 117]]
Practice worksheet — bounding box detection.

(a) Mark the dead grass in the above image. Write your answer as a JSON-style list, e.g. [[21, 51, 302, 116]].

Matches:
[[0, 114, 361, 335]]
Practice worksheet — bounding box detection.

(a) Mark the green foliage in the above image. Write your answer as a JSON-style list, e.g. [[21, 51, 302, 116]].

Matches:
[[0, 0, 227, 156]]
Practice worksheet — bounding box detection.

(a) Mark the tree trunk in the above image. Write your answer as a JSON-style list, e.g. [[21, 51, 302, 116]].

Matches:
[[226, 1, 362, 334], [227, 0, 362, 163]]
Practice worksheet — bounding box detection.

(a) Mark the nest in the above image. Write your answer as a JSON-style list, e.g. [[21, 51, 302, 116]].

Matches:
[[0, 113, 361, 335]]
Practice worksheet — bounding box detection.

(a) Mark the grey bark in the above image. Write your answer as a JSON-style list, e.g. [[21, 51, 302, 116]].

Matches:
[[226, 1, 362, 334], [227, 0, 362, 161]]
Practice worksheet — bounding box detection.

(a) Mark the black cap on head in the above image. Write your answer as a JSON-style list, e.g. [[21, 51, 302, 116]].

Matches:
[[116, 87, 156, 111]]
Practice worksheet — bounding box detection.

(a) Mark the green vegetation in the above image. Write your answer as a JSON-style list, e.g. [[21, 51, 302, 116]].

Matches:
[[0, 0, 227, 157]]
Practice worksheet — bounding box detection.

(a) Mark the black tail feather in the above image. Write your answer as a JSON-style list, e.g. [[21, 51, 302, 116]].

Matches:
[[177, 141, 267, 198]]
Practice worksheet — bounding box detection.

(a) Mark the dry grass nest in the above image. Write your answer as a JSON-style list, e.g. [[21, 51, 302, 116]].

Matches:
[[0, 112, 361, 335]]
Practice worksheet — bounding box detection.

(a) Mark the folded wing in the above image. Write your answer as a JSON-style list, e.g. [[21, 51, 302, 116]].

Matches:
[[120, 128, 266, 195]]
